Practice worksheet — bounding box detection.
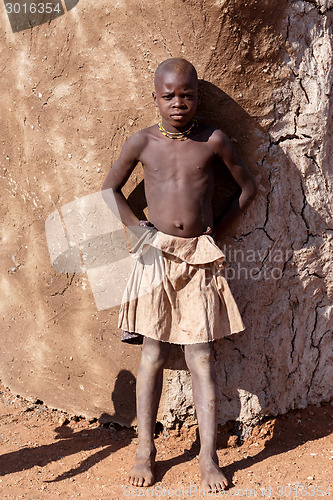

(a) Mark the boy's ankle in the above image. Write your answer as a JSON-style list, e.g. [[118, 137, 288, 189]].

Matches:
[[136, 442, 156, 458], [198, 450, 218, 462]]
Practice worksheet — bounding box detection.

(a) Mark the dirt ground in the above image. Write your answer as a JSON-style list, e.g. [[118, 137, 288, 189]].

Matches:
[[0, 381, 332, 500]]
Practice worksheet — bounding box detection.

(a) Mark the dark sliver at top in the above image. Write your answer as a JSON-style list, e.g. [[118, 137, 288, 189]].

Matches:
[[3, 0, 80, 32]]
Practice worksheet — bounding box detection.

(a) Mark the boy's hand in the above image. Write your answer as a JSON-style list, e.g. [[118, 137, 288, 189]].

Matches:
[[203, 226, 213, 235], [138, 220, 155, 228]]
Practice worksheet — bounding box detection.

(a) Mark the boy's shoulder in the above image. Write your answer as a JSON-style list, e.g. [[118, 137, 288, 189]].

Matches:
[[131, 124, 158, 140], [122, 125, 158, 155], [125, 125, 158, 145], [196, 122, 230, 145]]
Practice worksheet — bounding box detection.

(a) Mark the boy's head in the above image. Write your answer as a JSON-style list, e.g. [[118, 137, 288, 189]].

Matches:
[[154, 58, 198, 90], [153, 58, 199, 130]]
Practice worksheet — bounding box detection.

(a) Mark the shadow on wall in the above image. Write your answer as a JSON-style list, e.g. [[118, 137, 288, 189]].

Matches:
[[3, 0, 79, 32], [158, 80, 328, 429], [99, 368, 137, 427]]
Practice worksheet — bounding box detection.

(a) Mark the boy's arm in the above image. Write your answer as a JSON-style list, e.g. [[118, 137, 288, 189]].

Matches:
[[210, 129, 257, 240], [101, 132, 146, 227]]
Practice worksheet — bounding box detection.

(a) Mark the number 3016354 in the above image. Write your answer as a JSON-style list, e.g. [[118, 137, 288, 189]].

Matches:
[[5, 3, 61, 14]]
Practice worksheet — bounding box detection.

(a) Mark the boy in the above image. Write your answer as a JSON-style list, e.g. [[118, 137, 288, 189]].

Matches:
[[102, 58, 256, 491]]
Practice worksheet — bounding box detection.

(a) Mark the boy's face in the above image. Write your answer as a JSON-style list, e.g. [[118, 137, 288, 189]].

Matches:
[[153, 69, 199, 131]]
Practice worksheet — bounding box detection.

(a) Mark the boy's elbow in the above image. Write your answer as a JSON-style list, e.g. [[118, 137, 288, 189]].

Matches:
[[101, 179, 118, 206], [243, 178, 257, 205], [101, 175, 118, 194]]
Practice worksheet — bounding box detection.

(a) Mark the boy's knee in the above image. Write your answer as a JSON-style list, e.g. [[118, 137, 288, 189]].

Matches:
[[141, 338, 171, 370], [184, 343, 215, 375]]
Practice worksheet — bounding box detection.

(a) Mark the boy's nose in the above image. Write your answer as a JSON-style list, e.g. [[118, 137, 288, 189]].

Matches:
[[172, 97, 184, 107]]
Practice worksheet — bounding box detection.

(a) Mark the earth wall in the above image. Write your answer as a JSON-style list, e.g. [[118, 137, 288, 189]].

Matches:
[[0, 0, 332, 427]]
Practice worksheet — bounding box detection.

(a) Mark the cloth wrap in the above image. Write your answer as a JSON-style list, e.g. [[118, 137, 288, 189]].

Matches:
[[119, 227, 245, 345]]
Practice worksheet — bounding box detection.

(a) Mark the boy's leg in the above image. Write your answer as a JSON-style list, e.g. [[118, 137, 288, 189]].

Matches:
[[184, 342, 228, 491], [128, 337, 171, 487]]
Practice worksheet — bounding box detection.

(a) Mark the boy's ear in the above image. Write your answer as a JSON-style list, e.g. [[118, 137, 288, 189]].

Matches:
[[197, 88, 201, 105], [152, 91, 158, 107]]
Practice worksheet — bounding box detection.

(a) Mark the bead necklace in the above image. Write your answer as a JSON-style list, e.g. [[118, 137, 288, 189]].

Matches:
[[158, 119, 198, 141]]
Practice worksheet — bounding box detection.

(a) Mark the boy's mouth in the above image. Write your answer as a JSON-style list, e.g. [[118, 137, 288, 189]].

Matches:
[[170, 113, 186, 119]]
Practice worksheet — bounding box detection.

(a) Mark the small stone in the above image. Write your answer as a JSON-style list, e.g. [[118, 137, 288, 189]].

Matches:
[[58, 415, 68, 426], [22, 405, 34, 412], [227, 435, 238, 447]]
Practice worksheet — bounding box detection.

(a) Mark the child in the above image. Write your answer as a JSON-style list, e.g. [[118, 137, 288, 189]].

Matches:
[[102, 58, 257, 491]]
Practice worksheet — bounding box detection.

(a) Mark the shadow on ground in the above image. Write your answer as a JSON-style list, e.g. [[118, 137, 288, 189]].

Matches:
[[154, 401, 333, 485], [0, 369, 136, 481], [1, 399, 331, 485]]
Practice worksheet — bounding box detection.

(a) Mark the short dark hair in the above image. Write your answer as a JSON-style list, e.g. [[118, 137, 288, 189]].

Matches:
[[154, 58, 198, 88]]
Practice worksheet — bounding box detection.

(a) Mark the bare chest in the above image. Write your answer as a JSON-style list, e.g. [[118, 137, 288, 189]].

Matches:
[[140, 139, 214, 182]]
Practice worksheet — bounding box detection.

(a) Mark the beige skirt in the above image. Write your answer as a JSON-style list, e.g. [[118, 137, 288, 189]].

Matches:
[[118, 228, 245, 345]]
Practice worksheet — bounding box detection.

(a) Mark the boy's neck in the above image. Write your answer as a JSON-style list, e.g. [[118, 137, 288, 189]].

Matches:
[[158, 119, 197, 138], [161, 117, 196, 130]]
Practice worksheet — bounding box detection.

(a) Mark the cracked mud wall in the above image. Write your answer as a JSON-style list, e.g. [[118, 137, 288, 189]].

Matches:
[[1, 0, 332, 426]]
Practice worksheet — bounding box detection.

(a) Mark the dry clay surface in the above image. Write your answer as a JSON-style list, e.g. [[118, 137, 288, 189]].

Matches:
[[0, 382, 332, 499], [1, 0, 332, 426]]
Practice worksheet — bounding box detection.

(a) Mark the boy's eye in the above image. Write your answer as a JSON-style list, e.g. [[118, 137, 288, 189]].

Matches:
[[163, 95, 172, 99]]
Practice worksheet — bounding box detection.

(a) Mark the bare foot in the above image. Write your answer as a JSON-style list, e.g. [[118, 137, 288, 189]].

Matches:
[[199, 453, 228, 492], [127, 448, 156, 487]]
